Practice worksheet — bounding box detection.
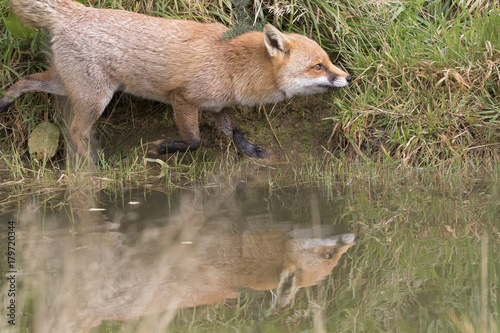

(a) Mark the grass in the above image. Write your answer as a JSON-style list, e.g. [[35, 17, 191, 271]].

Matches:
[[334, 174, 498, 332]]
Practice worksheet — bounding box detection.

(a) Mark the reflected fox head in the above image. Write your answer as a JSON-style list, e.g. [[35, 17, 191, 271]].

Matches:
[[277, 232, 357, 306]]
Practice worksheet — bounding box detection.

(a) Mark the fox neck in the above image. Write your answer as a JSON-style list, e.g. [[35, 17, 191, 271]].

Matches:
[[225, 32, 286, 106]]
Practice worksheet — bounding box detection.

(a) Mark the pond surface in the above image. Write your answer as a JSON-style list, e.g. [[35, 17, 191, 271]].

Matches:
[[0, 173, 498, 332]]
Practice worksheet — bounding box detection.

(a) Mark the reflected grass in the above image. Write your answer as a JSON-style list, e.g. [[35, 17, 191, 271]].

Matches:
[[326, 175, 499, 333]]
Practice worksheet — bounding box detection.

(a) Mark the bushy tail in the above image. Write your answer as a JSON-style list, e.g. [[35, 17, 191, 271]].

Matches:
[[10, 0, 83, 31]]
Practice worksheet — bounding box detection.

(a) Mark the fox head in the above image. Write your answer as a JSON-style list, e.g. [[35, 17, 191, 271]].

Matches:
[[263, 24, 351, 98], [277, 232, 357, 307]]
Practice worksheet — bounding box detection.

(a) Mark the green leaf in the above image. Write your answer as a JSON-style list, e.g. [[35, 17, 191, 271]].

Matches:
[[4, 12, 35, 39], [28, 122, 61, 161]]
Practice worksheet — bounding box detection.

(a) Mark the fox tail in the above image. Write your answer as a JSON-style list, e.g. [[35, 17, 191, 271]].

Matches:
[[10, 0, 83, 30]]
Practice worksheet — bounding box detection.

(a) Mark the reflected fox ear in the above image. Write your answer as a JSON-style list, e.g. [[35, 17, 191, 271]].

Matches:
[[263, 24, 290, 57], [277, 266, 300, 307]]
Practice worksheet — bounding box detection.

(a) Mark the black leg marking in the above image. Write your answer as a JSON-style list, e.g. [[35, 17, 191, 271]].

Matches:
[[233, 129, 270, 159], [156, 139, 201, 155], [0, 98, 15, 113]]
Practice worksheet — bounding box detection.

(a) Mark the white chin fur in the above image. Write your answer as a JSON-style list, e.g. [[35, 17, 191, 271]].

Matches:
[[333, 77, 349, 88], [284, 77, 348, 98]]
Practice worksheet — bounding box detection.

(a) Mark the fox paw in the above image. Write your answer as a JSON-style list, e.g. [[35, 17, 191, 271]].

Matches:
[[0, 99, 14, 113], [245, 145, 270, 160], [233, 129, 270, 160]]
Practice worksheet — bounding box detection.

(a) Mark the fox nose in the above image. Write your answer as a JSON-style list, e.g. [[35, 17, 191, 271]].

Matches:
[[346, 75, 352, 83]]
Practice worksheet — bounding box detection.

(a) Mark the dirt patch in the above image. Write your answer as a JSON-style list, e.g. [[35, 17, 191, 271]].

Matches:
[[91, 92, 340, 162]]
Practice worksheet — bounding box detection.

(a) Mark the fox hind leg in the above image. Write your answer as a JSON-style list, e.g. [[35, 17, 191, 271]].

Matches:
[[68, 89, 114, 165], [0, 66, 111, 165], [213, 108, 269, 159], [0, 67, 66, 112]]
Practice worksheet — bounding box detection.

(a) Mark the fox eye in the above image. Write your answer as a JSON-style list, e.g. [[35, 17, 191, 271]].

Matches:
[[313, 64, 324, 71], [321, 252, 334, 259], [321, 248, 339, 259]]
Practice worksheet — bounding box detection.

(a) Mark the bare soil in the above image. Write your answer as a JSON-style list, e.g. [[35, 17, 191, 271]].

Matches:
[[94, 92, 339, 163]]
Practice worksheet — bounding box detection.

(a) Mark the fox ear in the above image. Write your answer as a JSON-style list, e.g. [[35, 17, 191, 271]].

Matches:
[[263, 24, 289, 57], [277, 266, 300, 307]]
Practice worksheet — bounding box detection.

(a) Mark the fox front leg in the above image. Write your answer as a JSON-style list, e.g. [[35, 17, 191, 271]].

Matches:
[[155, 93, 202, 155], [213, 108, 270, 159]]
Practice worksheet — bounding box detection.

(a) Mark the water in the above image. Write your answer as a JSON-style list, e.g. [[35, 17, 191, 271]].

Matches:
[[0, 176, 498, 332]]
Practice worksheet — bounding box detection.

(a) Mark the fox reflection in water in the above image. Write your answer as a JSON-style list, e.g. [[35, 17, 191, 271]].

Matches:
[[20, 189, 357, 332]]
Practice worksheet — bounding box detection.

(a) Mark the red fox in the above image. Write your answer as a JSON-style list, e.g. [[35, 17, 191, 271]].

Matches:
[[1, 0, 351, 164]]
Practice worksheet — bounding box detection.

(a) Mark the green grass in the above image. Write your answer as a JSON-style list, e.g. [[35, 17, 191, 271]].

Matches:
[[329, 173, 499, 332]]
